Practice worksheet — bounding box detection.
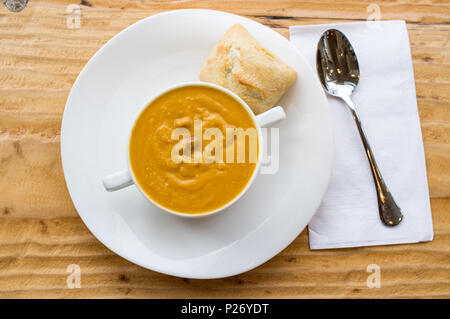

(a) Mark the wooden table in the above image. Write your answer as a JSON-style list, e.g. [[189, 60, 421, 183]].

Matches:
[[0, 0, 449, 298]]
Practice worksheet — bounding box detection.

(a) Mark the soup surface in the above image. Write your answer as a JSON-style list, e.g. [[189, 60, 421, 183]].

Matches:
[[129, 85, 258, 214]]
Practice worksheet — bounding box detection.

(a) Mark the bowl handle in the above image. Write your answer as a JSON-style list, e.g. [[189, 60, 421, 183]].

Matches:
[[102, 169, 133, 192], [255, 106, 286, 128]]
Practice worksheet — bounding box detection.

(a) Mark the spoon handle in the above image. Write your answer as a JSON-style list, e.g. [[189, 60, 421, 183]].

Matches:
[[341, 95, 403, 226]]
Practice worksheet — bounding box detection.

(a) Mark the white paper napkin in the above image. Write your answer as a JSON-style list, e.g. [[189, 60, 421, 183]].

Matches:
[[289, 21, 433, 249]]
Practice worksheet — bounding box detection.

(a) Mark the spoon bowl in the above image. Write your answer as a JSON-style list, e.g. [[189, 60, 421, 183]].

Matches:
[[316, 29, 360, 96]]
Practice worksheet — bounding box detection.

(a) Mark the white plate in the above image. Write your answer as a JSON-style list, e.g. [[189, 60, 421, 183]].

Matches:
[[61, 9, 333, 279]]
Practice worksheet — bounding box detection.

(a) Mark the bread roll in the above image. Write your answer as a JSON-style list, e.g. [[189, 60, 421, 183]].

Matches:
[[199, 24, 297, 114]]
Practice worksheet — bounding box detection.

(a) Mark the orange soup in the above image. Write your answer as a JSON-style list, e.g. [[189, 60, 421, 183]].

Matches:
[[129, 85, 259, 214]]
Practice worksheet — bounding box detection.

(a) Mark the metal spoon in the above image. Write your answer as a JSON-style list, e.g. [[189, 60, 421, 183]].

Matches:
[[316, 29, 403, 226]]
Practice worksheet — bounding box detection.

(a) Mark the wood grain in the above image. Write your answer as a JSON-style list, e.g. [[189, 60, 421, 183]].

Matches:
[[0, 0, 449, 298]]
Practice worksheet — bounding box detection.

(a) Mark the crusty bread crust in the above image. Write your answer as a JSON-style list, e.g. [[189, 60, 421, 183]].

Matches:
[[199, 24, 297, 115]]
